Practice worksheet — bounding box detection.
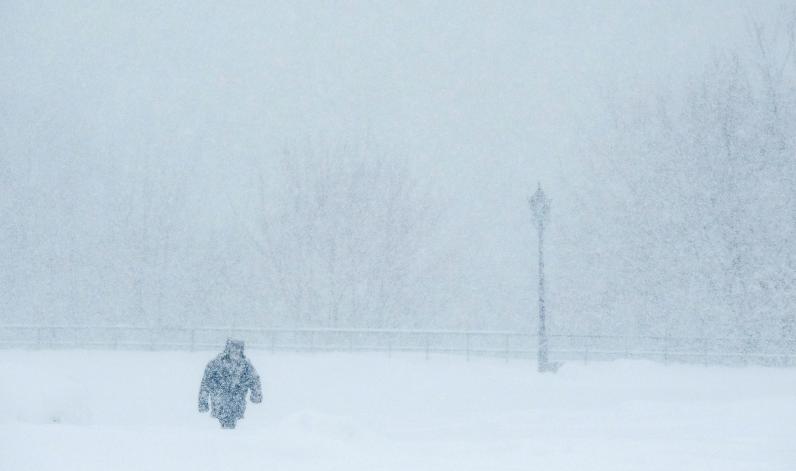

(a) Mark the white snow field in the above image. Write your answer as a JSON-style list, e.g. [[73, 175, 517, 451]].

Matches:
[[1, 351, 795, 471]]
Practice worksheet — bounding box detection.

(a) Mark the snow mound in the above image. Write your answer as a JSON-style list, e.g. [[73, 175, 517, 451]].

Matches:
[[2, 351, 796, 471], [0, 376, 93, 425], [279, 410, 362, 440]]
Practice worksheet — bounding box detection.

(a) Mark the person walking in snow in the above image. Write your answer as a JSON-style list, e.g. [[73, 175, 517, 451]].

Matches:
[[198, 339, 262, 429]]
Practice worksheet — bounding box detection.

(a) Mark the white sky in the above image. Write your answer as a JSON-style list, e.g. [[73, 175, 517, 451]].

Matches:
[[0, 0, 783, 323]]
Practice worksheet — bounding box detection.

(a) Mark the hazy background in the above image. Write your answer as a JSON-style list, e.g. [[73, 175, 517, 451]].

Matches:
[[1, 1, 792, 340]]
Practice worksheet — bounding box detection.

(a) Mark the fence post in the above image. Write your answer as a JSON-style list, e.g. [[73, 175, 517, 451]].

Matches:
[[425, 334, 430, 360], [583, 336, 589, 364]]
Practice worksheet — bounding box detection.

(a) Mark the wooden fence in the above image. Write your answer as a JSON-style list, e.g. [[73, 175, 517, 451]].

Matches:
[[0, 325, 533, 360], [0, 324, 794, 365]]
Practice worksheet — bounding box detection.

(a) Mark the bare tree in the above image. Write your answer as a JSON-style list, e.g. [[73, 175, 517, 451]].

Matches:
[[562, 11, 796, 357], [247, 141, 442, 328]]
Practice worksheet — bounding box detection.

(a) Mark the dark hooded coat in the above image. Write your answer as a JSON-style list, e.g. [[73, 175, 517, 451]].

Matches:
[[198, 340, 262, 426]]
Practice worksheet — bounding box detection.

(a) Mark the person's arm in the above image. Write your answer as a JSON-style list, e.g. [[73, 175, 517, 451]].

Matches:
[[247, 363, 262, 403], [198, 364, 212, 412]]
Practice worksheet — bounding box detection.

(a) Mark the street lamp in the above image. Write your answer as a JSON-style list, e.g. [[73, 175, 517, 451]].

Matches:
[[529, 183, 554, 372]]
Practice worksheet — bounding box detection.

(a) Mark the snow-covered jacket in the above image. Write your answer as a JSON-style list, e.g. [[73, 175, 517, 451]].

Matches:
[[198, 343, 262, 421]]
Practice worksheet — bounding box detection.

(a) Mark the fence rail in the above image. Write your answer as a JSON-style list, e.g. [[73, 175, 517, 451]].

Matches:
[[0, 325, 535, 360], [0, 324, 794, 366]]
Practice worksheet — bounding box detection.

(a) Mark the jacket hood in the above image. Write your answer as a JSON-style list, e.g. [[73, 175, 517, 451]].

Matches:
[[224, 339, 245, 356]]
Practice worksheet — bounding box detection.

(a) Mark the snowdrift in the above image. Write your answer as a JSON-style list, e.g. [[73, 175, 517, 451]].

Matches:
[[1, 351, 794, 470]]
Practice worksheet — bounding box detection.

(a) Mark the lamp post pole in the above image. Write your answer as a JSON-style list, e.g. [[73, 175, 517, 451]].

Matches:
[[529, 183, 551, 372]]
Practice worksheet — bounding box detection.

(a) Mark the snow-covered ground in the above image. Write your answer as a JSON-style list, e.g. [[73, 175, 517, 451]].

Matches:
[[1, 351, 794, 470]]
